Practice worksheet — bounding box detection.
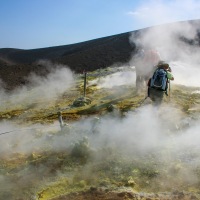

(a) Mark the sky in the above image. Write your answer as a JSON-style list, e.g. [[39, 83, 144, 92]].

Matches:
[[1, 0, 200, 49]]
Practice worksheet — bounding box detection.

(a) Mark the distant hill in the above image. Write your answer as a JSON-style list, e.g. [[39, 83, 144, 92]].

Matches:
[[0, 32, 137, 89], [0, 19, 200, 90]]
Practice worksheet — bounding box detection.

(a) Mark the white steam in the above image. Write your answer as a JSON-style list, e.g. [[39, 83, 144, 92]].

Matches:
[[128, 0, 200, 28], [89, 66, 136, 88], [128, 0, 200, 87], [0, 62, 75, 111], [1, 103, 198, 164], [129, 20, 200, 87], [171, 61, 200, 87]]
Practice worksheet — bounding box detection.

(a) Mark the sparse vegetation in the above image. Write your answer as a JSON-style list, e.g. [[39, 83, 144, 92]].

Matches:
[[1, 67, 200, 200]]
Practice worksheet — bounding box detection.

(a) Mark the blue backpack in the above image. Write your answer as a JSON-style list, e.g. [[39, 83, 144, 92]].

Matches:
[[150, 68, 168, 91]]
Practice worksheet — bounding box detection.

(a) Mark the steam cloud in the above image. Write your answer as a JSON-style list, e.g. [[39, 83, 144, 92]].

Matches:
[[128, 0, 200, 87], [1, 103, 199, 193], [89, 66, 136, 88], [0, 62, 75, 112]]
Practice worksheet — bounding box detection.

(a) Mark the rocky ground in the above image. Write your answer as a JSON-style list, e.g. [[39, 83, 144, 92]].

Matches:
[[1, 67, 200, 200], [53, 188, 199, 200]]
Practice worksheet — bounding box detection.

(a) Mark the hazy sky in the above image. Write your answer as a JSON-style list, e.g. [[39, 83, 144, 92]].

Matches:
[[1, 0, 200, 49]]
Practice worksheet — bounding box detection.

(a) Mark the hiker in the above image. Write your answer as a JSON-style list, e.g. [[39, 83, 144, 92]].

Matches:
[[147, 61, 174, 106], [134, 48, 161, 92]]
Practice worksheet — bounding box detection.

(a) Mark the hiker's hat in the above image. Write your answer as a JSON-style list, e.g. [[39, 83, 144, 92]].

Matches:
[[158, 60, 169, 68]]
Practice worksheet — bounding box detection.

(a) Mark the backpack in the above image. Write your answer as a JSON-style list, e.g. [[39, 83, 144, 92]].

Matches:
[[149, 68, 168, 91]]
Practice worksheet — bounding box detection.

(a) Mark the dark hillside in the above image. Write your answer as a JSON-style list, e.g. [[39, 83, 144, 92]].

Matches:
[[56, 32, 136, 71], [0, 32, 136, 89], [0, 32, 135, 67]]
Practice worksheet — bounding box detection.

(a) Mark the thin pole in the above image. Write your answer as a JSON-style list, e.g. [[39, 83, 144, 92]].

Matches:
[[58, 111, 64, 130], [83, 71, 87, 97]]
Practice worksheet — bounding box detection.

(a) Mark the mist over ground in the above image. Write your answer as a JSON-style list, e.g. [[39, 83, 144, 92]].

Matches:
[[1, 22, 200, 194], [1, 99, 200, 196], [0, 62, 75, 112]]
